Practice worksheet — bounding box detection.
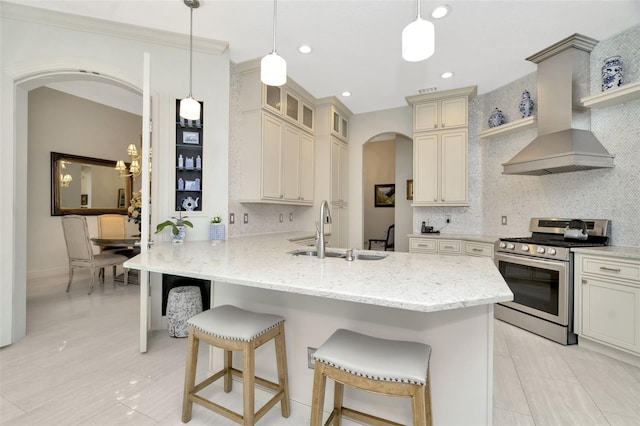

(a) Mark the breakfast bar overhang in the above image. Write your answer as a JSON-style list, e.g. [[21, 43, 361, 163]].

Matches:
[[125, 233, 512, 425]]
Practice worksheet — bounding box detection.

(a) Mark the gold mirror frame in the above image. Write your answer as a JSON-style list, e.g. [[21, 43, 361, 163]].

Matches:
[[51, 152, 132, 216]]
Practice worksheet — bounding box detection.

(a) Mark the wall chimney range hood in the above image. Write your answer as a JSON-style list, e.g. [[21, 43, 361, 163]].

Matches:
[[502, 34, 615, 175]]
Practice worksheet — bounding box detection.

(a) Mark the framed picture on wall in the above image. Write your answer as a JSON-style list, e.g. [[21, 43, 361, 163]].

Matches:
[[374, 184, 396, 207], [80, 194, 88, 206], [182, 131, 199, 145]]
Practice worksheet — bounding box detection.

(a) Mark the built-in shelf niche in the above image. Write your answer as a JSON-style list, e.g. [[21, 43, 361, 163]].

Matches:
[[580, 81, 640, 109], [478, 116, 537, 139]]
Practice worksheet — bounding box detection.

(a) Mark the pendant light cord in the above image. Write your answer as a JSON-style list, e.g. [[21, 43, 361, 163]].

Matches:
[[416, 0, 422, 19], [189, 4, 194, 97], [272, 0, 278, 54]]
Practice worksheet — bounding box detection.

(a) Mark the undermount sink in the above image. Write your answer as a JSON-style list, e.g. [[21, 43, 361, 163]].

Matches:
[[289, 249, 345, 258], [353, 253, 387, 261], [288, 249, 387, 260]]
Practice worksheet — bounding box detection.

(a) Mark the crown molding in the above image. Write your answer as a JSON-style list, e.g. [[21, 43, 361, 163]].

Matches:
[[1, 1, 228, 55]]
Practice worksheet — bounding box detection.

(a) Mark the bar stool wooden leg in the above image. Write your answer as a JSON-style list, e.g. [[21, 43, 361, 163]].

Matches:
[[425, 373, 433, 426], [242, 341, 255, 425], [182, 328, 199, 423], [333, 381, 344, 426], [310, 363, 327, 426], [224, 350, 233, 393], [274, 324, 291, 417], [411, 386, 427, 426]]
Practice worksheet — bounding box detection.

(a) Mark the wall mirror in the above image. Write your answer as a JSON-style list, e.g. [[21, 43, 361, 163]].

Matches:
[[51, 152, 132, 216]]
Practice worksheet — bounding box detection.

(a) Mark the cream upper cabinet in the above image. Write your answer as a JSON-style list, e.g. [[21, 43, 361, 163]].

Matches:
[[331, 105, 349, 141], [298, 131, 314, 202], [413, 96, 467, 132], [331, 136, 348, 205], [413, 130, 468, 206], [238, 61, 315, 205], [574, 253, 640, 358], [407, 86, 476, 207]]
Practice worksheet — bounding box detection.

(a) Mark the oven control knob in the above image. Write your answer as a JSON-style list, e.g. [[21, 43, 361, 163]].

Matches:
[[537, 247, 546, 254], [507, 243, 515, 250], [521, 245, 530, 252], [499, 242, 507, 249], [548, 248, 557, 256]]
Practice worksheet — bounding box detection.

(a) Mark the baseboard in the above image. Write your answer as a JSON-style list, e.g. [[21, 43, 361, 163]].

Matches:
[[578, 337, 640, 368]]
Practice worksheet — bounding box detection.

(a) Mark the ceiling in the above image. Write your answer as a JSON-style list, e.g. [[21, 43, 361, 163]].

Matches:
[[8, 0, 640, 114]]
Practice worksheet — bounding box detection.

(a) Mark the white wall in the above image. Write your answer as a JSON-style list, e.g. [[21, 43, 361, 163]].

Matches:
[[395, 135, 413, 252], [1, 3, 230, 346]]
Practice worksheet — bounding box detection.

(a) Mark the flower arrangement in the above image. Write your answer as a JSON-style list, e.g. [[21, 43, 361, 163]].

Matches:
[[210, 215, 222, 224], [209, 215, 225, 240], [128, 192, 142, 225]]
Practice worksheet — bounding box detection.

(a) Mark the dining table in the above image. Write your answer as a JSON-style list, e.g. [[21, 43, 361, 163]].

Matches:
[[91, 237, 141, 284]]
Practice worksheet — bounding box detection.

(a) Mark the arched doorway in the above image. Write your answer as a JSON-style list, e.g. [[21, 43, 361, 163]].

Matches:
[[362, 133, 413, 252], [2, 65, 142, 347]]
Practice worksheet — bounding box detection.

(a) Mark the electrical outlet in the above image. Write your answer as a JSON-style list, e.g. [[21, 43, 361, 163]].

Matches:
[[289, 212, 294, 222], [229, 213, 235, 224], [243, 213, 249, 224], [307, 347, 317, 369], [279, 213, 284, 223], [501, 216, 508, 225]]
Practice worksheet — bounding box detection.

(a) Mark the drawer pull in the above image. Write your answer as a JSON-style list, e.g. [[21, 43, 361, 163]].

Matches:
[[418, 243, 429, 247], [472, 248, 483, 252], [599, 266, 621, 273], [443, 245, 454, 249]]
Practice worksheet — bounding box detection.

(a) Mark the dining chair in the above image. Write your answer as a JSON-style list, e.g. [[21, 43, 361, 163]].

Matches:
[[97, 214, 127, 251], [368, 224, 395, 251], [61, 215, 129, 294]]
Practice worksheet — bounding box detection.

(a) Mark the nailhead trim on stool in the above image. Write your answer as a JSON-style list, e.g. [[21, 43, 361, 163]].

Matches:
[[182, 305, 290, 425], [310, 329, 432, 426]]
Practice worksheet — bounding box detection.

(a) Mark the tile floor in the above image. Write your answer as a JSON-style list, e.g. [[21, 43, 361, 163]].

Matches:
[[1, 272, 639, 425]]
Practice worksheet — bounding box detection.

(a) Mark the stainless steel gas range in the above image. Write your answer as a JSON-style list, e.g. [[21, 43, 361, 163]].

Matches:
[[494, 218, 610, 345]]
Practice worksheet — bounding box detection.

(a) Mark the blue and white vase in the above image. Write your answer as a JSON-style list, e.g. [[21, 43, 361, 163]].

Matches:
[[601, 56, 623, 91], [519, 90, 534, 118], [488, 108, 506, 128]]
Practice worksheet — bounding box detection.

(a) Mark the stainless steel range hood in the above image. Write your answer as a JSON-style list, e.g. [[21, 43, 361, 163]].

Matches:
[[502, 34, 615, 175]]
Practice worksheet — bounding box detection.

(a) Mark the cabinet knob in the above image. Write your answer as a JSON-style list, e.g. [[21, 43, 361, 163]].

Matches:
[[582, 279, 587, 285], [442, 123, 446, 127], [280, 194, 284, 199], [434, 198, 437, 202], [433, 124, 437, 129]]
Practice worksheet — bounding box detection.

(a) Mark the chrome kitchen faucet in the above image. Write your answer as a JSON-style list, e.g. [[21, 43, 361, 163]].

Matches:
[[316, 200, 332, 259]]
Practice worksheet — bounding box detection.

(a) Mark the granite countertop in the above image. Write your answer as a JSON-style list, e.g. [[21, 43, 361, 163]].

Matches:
[[572, 246, 640, 260], [126, 232, 512, 313], [409, 233, 500, 244]]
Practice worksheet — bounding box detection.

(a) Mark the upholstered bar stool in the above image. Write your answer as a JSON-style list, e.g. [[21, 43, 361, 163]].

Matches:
[[310, 329, 432, 426], [182, 305, 290, 425]]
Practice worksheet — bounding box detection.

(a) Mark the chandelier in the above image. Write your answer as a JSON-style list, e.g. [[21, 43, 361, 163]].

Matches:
[[115, 143, 141, 179], [60, 173, 73, 188]]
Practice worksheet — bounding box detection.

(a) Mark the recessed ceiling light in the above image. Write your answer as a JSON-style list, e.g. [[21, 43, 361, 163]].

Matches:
[[341, 91, 352, 97], [432, 5, 450, 19], [298, 45, 312, 54], [441, 72, 454, 79]]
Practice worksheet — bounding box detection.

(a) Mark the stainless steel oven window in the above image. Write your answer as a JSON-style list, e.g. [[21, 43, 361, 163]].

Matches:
[[495, 254, 570, 325]]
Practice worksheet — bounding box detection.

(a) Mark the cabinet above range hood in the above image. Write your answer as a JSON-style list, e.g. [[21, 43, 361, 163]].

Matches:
[[502, 34, 615, 175]]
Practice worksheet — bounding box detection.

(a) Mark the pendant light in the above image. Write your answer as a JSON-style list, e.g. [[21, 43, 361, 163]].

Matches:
[[402, 0, 435, 62], [180, 0, 201, 120], [261, 0, 287, 86]]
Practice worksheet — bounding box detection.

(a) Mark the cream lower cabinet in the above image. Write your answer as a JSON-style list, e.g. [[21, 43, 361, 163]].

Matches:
[[413, 130, 468, 206], [409, 238, 493, 258], [575, 253, 640, 358], [242, 112, 314, 205]]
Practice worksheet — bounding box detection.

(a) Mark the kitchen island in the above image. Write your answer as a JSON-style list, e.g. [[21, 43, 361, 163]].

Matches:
[[125, 232, 512, 425]]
